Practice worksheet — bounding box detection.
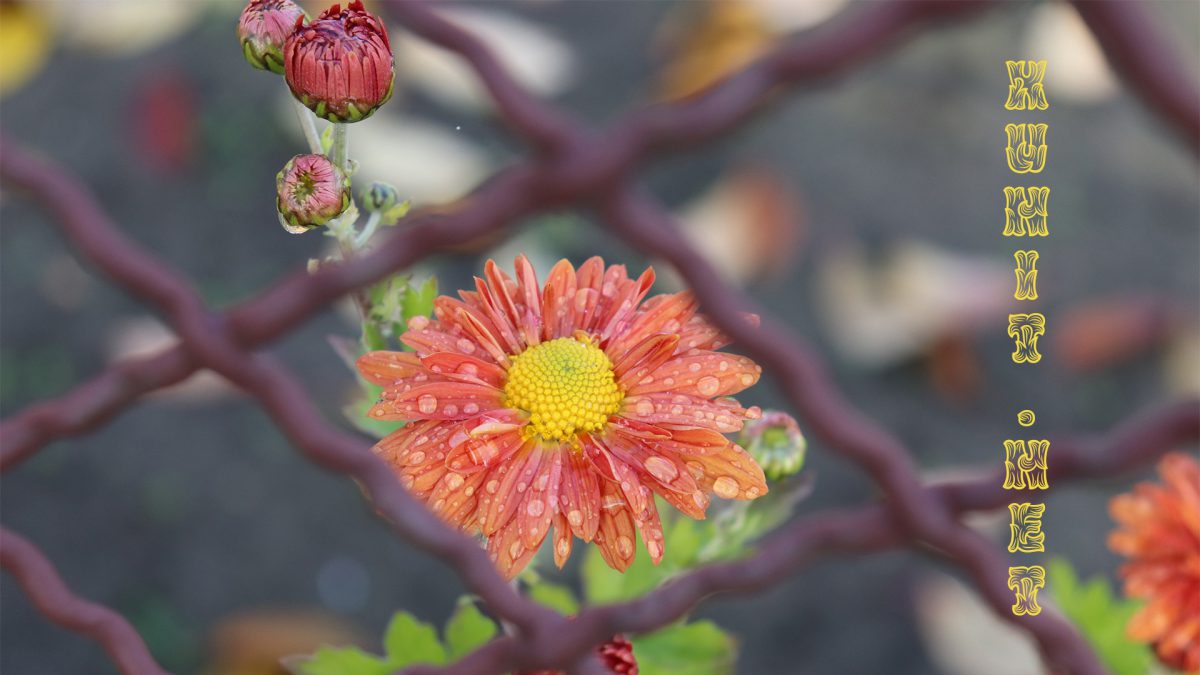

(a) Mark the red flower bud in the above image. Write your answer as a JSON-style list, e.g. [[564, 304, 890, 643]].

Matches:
[[238, 0, 307, 74], [283, 1, 394, 122], [517, 634, 638, 675], [275, 153, 350, 233]]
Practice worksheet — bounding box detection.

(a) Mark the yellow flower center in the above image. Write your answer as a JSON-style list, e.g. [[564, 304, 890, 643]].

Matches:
[[503, 337, 623, 443]]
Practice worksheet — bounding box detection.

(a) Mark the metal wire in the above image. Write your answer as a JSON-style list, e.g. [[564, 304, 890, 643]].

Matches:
[[1, 1, 1197, 674]]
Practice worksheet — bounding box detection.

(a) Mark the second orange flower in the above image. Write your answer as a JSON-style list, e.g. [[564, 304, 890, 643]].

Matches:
[[357, 256, 769, 578]]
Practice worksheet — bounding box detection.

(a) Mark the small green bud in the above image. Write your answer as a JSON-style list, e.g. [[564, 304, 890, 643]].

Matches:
[[740, 411, 806, 480], [360, 181, 399, 213]]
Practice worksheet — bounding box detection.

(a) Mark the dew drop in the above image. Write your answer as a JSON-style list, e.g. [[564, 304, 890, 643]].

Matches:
[[567, 510, 583, 527], [644, 456, 678, 482], [509, 541, 524, 560], [464, 403, 480, 415], [409, 451, 426, 464], [486, 480, 500, 494], [647, 538, 663, 560], [713, 476, 739, 499], [617, 535, 634, 558], [556, 539, 570, 557], [457, 338, 476, 353], [526, 500, 545, 517], [444, 404, 459, 417], [696, 376, 720, 396], [445, 473, 464, 490], [634, 399, 655, 415], [417, 394, 438, 414], [408, 315, 430, 330]]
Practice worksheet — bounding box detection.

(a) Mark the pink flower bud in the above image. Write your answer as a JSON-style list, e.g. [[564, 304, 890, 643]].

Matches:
[[237, 0, 307, 74], [283, 1, 394, 122], [275, 153, 349, 233]]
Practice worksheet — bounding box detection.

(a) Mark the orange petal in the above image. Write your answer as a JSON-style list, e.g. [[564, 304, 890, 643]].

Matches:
[[622, 393, 749, 433], [628, 351, 761, 398], [541, 259, 578, 340], [454, 308, 513, 366], [480, 441, 542, 536], [419, 351, 507, 388], [611, 333, 680, 381], [688, 440, 768, 501], [402, 327, 497, 363], [552, 513, 573, 569], [593, 482, 638, 572], [374, 421, 452, 469], [677, 311, 760, 351], [585, 435, 652, 522], [486, 520, 540, 581], [357, 351, 424, 386], [444, 428, 525, 474], [597, 267, 655, 342], [518, 448, 562, 549], [428, 469, 487, 530], [607, 426, 699, 496], [636, 501, 665, 565], [369, 381, 503, 421], [558, 451, 602, 542], [608, 291, 697, 354], [513, 255, 543, 347]]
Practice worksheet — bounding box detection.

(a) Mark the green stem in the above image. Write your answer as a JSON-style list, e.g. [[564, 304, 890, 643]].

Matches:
[[292, 99, 323, 155], [354, 211, 382, 248], [330, 123, 349, 173]]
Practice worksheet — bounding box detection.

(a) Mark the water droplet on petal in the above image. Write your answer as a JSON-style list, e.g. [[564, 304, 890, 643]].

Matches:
[[713, 476, 739, 499], [697, 376, 720, 396], [567, 510, 583, 527], [617, 535, 634, 558], [486, 480, 500, 494], [457, 338, 476, 353], [409, 451, 426, 464], [418, 394, 438, 414], [644, 456, 678, 483], [445, 473, 464, 489], [526, 499, 545, 517], [509, 541, 524, 560], [634, 399, 654, 415]]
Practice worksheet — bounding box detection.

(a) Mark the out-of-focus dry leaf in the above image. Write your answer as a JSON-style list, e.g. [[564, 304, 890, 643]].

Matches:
[[744, 0, 848, 32], [678, 165, 805, 285], [1023, 4, 1117, 104], [47, 0, 204, 56], [817, 241, 1011, 368], [107, 317, 235, 403], [395, 7, 576, 111], [655, 0, 778, 101], [915, 571, 1044, 675], [332, 110, 492, 204], [203, 610, 361, 675], [1052, 295, 1181, 373], [0, 1, 52, 96], [1163, 323, 1200, 397]]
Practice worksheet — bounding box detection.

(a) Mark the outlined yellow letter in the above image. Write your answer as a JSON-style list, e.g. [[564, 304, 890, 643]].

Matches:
[[1013, 250, 1039, 300], [1008, 565, 1046, 616], [1003, 439, 1050, 490], [1008, 313, 1046, 363], [1005, 123, 1048, 174], [1003, 187, 1049, 237], [1007, 502, 1046, 553], [1004, 60, 1049, 110]]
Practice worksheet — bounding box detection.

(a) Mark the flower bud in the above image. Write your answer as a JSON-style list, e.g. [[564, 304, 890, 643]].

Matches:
[[276, 153, 350, 233], [237, 0, 307, 74], [739, 410, 806, 480], [360, 181, 399, 213], [283, 1, 394, 122], [517, 634, 637, 675]]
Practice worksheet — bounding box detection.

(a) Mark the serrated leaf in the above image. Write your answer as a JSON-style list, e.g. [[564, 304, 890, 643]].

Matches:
[[288, 646, 392, 675], [632, 621, 736, 675], [1046, 558, 1153, 675], [382, 611, 447, 668], [528, 581, 579, 615], [444, 598, 498, 660]]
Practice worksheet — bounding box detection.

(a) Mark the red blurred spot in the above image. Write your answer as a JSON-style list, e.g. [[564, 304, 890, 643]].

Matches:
[[130, 69, 196, 172]]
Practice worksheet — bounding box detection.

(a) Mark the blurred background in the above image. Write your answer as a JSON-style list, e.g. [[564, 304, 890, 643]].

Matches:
[[2, 0, 1198, 673]]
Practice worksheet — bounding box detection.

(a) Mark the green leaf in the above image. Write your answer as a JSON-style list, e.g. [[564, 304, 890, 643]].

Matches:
[[1046, 558, 1153, 675], [382, 611, 447, 668], [402, 277, 438, 326], [632, 621, 737, 675], [528, 581, 580, 615], [289, 646, 392, 675], [444, 598, 498, 660]]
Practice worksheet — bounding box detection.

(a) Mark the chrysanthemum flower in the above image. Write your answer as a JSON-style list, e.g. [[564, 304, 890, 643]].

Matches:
[[1108, 452, 1200, 673], [358, 256, 768, 578]]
